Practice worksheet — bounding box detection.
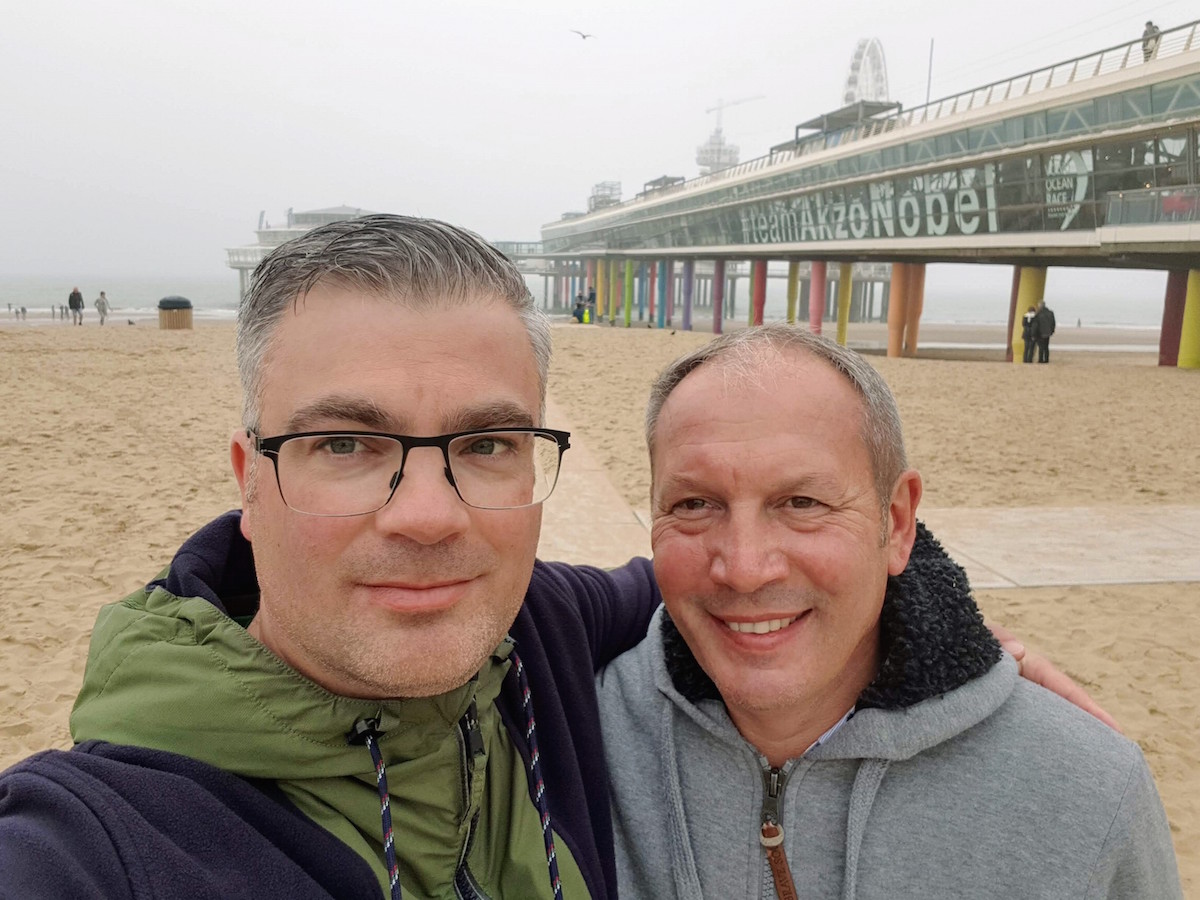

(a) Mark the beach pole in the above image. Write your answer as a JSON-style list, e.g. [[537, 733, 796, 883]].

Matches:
[[712, 260, 725, 334], [682, 260, 695, 331], [786, 261, 800, 324], [887, 262, 908, 357], [751, 259, 768, 326], [809, 261, 826, 335], [624, 260, 635, 328], [1178, 269, 1200, 370], [903, 263, 925, 357], [1159, 270, 1188, 367], [837, 263, 853, 346], [1013, 266, 1047, 365]]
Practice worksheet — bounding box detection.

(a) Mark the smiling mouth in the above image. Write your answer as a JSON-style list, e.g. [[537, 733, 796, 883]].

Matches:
[[724, 614, 805, 635]]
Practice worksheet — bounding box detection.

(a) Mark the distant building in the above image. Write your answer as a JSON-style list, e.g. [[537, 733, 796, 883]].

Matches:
[[225, 205, 376, 297]]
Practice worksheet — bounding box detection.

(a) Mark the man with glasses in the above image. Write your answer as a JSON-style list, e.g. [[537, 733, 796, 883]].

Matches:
[[0, 215, 1107, 899]]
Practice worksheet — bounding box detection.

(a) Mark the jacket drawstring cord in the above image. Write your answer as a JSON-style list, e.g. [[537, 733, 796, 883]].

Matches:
[[512, 649, 565, 900], [349, 717, 402, 900]]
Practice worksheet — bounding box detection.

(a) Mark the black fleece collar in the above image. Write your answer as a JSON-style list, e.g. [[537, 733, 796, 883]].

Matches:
[[661, 523, 1001, 710]]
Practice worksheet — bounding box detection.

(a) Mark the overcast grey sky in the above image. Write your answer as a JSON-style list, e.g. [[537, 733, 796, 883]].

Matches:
[[2, 0, 1194, 277]]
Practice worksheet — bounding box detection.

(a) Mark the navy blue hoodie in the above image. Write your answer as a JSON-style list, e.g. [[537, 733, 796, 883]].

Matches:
[[0, 512, 661, 899]]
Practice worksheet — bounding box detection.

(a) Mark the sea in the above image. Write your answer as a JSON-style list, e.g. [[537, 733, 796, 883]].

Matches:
[[0, 264, 1169, 330]]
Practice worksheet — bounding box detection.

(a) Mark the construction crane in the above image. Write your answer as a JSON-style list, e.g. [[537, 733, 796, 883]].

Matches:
[[705, 95, 765, 130]]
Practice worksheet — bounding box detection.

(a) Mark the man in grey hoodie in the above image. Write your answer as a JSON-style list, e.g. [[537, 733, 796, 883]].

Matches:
[[597, 324, 1180, 899]]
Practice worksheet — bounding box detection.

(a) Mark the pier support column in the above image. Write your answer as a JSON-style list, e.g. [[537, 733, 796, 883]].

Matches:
[[665, 260, 676, 327], [809, 261, 827, 334], [596, 259, 607, 320], [751, 259, 768, 326], [1159, 270, 1188, 367], [902, 262, 925, 357], [1005, 266, 1021, 363], [681, 260, 695, 330], [712, 260, 725, 334], [1178, 270, 1200, 370], [786, 261, 800, 324], [836, 262, 853, 346], [887, 262, 908, 357], [1012, 266, 1047, 365], [657, 260, 668, 329], [637, 263, 648, 323], [624, 260, 635, 328], [609, 259, 621, 325], [648, 262, 657, 324]]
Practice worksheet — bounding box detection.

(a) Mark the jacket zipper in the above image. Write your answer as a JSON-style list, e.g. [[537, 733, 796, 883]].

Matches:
[[760, 765, 799, 900], [454, 699, 490, 900]]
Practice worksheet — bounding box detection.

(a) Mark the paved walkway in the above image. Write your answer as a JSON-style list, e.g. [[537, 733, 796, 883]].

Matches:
[[538, 399, 1200, 588]]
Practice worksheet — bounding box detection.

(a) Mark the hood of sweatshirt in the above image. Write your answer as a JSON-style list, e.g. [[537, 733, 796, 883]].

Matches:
[[67, 511, 552, 900], [640, 523, 1011, 899]]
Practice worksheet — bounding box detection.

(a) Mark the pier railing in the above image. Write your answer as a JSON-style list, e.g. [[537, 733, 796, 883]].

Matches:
[[560, 19, 1199, 220], [1106, 185, 1200, 224]]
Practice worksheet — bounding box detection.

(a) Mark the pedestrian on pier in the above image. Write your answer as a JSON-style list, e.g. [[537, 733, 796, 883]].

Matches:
[[1142, 21, 1161, 61]]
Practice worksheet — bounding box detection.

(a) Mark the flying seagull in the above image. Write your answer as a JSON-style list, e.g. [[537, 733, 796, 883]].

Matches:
[[570, 29, 596, 39]]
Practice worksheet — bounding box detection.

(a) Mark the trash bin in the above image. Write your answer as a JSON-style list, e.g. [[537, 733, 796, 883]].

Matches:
[[157, 296, 193, 330]]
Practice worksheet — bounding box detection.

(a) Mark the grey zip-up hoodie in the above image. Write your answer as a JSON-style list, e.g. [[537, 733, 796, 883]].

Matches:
[[597, 526, 1180, 899]]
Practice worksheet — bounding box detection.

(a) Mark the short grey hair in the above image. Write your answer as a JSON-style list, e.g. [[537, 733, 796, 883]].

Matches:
[[645, 323, 908, 507], [236, 214, 551, 430]]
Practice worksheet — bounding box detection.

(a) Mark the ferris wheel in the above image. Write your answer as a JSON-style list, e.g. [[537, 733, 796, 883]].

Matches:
[[843, 38, 889, 105]]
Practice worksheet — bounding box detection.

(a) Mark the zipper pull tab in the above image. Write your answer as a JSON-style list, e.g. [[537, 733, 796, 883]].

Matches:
[[760, 766, 798, 900], [462, 699, 484, 757]]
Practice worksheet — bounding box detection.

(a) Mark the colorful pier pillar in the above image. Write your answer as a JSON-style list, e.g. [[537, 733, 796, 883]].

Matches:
[[586, 259, 596, 297], [656, 260, 668, 329], [1012, 266, 1047, 365], [637, 263, 648, 323], [665, 260, 675, 327], [648, 262, 657, 324], [809, 260, 827, 334], [624, 260, 635, 328], [887, 262, 908, 357], [751, 259, 768, 326], [1159, 270, 1188, 367], [595, 259, 607, 320], [712, 260, 725, 334], [902, 263, 925, 357], [1004, 266, 1021, 363], [786, 261, 800, 324], [1178, 269, 1200, 370], [609, 259, 621, 324], [836, 262, 853, 346], [682, 259, 695, 331]]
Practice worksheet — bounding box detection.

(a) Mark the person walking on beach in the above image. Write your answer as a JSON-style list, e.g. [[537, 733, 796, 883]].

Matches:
[[0, 216, 1106, 899], [1142, 20, 1162, 61], [67, 287, 84, 325], [1034, 299, 1056, 363], [1021, 305, 1038, 363], [94, 291, 111, 326]]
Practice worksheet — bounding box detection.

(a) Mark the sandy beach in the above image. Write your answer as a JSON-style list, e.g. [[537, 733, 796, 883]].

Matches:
[[1, 318, 1197, 891]]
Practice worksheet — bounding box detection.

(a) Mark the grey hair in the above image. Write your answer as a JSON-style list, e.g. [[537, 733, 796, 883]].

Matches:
[[236, 214, 551, 430], [645, 323, 908, 508]]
